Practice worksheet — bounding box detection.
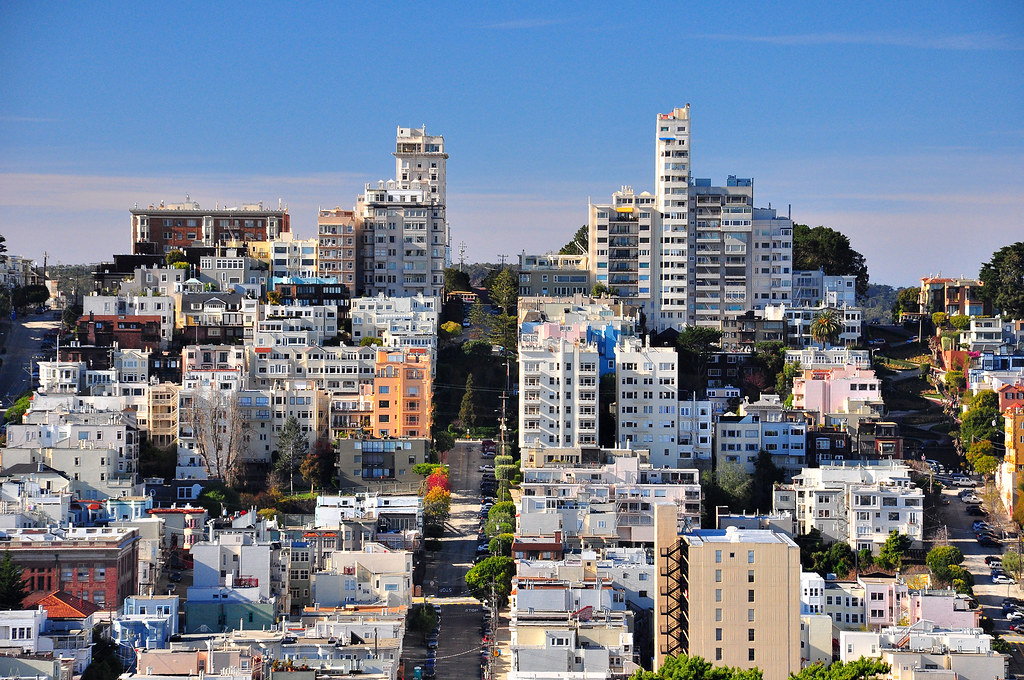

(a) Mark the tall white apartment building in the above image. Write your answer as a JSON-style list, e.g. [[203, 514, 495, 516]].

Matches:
[[616, 337, 678, 467], [792, 270, 857, 308], [358, 126, 448, 298], [589, 187, 657, 304], [349, 293, 439, 354], [750, 207, 794, 309], [773, 463, 924, 553], [519, 338, 600, 448], [654, 106, 693, 329]]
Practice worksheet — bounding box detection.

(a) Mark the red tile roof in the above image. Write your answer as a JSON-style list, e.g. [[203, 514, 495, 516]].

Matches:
[[26, 590, 101, 619]]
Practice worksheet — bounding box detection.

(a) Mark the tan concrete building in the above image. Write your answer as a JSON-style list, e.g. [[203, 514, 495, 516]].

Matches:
[[654, 505, 800, 680], [317, 207, 360, 298]]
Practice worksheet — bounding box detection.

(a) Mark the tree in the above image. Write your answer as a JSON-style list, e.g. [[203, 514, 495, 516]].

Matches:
[[423, 487, 451, 524], [299, 438, 334, 491], [3, 394, 31, 425], [949, 314, 971, 331], [424, 467, 450, 493], [676, 326, 723, 392], [439, 320, 463, 343], [165, 249, 187, 265], [793, 224, 869, 297], [960, 390, 1001, 448], [181, 388, 250, 484], [432, 430, 454, 457], [490, 268, 518, 315], [468, 300, 491, 340], [1003, 550, 1022, 579], [459, 374, 477, 433], [489, 533, 514, 557], [559, 225, 588, 255], [12, 284, 50, 309], [359, 336, 383, 347], [947, 564, 974, 595], [444, 267, 471, 293], [465, 556, 515, 607], [197, 483, 241, 517], [892, 286, 920, 322], [810, 542, 855, 578], [876, 531, 912, 570], [630, 653, 764, 680], [931, 312, 948, 328], [776, 361, 802, 400], [926, 545, 965, 585], [412, 463, 444, 477], [82, 628, 124, 680], [489, 501, 515, 521], [715, 460, 752, 510], [788, 658, 890, 680], [0, 551, 28, 610], [591, 282, 610, 297], [274, 416, 308, 496], [979, 241, 1024, 318], [965, 440, 1000, 477], [810, 310, 842, 348], [750, 451, 783, 512]]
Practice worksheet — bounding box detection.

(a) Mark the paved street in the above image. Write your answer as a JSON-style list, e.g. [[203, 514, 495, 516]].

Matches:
[[410, 440, 497, 679], [0, 314, 60, 407], [933, 484, 1024, 671]]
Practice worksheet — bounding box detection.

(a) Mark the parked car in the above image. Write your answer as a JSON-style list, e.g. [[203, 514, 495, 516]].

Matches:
[[1010, 623, 1024, 634], [986, 555, 1003, 566], [1007, 610, 1024, 621], [481, 440, 497, 453], [953, 476, 975, 487], [966, 505, 988, 517], [479, 464, 495, 472], [963, 495, 983, 505], [979, 536, 1000, 546]]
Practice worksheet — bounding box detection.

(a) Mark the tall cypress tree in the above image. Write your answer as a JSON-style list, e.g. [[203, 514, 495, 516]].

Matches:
[[459, 374, 477, 434], [0, 551, 28, 610]]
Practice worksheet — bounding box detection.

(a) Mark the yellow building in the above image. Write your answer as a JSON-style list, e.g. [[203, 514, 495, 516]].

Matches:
[[655, 504, 801, 680], [148, 382, 180, 448], [372, 348, 432, 438], [996, 408, 1024, 517]]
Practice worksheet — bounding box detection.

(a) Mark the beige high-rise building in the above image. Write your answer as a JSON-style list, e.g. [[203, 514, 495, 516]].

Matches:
[[317, 207, 360, 298], [654, 504, 800, 680]]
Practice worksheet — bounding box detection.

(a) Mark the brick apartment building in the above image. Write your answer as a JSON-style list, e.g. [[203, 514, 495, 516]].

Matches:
[[3, 527, 140, 610], [76, 313, 163, 351], [131, 200, 290, 255]]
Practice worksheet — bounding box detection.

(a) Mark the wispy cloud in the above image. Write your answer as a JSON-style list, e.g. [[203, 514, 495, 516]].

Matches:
[[699, 32, 1024, 51], [0, 115, 60, 123], [480, 17, 570, 30]]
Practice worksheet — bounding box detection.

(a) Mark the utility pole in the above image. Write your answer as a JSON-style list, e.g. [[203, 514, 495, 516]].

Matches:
[[458, 241, 467, 273], [497, 253, 507, 268]]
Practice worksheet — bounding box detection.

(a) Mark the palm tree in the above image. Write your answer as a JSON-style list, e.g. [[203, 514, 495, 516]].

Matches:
[[810, 310, 842, 348]]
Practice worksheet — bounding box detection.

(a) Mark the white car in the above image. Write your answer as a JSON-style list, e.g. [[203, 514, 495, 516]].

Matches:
[[1007, 609, 1024, 621], [994, 574, 1016, 585], [963, 495, 983, 505], [479, 465, 494, 472]]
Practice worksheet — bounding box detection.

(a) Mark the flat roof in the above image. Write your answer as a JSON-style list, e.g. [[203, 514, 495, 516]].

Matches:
[[685, 527, 798, 546]]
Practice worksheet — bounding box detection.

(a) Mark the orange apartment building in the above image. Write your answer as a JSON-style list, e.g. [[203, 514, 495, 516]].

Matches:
[[372, 348, 432, 438]]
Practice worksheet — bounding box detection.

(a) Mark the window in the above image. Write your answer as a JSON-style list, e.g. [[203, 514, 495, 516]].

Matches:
[[748, 648, 756, 662], [748, 609, 754, 622], [748, 569, 754, 583], [748, 589, 754, 602], [715, 569, 722, 583], [716, 648, 723, 661], [716, 589, 722, 602], [748, 550, 755, 564], [715, 608, 722, 622], [715, 550, 722, 563], [715, 628, 723, 641], [748, 628, 755, 642]]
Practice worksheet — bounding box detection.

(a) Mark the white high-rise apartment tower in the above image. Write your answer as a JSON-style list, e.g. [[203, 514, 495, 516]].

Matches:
[[654, 106, 693, 329], [358, 126, 449, 298]]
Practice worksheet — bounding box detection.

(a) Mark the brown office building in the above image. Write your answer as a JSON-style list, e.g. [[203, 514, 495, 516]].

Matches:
[[131, 199, 290, 254]]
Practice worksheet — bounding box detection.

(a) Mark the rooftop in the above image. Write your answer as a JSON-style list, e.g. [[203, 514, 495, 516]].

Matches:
[[684, 526, 798, 546]]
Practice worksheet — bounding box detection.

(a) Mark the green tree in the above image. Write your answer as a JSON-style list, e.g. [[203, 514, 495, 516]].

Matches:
[[0, 551, 28, 610], [432, 430, 454, 457], [926, 545, 965, 585], [793, 224, 870, 297], [299, 438, 334, 490], [444, 267, 471, 293], [960, 390, 1001, 448], [876, 531, 912, 570], [810, 310, 842, 348], [489, 533, 515, 557], [412, 463, 444, 477], [715, 460, 752, 510], [423, 487, 451, 524], [949, 314, 971, 331], [459, 374, 477, 433], [776, 362, 802, 400], [439, 320, 463, 342], [750, 451, 783, 512], [751, 341, 786, 389], [82, 628, 124, 680], [165, 249, 187, 265], [591, 282, 610, 297], [4, 393, 32, 424], [197, 483, 241, 517], [788, 658, 890, 680], [931, 312, 948, 327], [965, 440, 1000, 477], [489, 501, 515, 520], [408, 603, 439, 633], [979, 241, 1024, 318], [1003, 550, 1022, 579], [468, 300, 491, 340], [892, 286, 920, 321], [559, 224, 588, 255], [490, 268, 518, 315], [274, 416, 308, 496], [948, 564, 974, 595], [630, 653, 764, 680], [465, 556, 515, 607], [676, 326, 723, 391], [359, 336, 383, 347]]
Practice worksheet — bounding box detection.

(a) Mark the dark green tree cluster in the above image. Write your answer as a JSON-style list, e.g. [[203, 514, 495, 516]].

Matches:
[[0, 551, 28, 610], [465, 556, 515, 607], [875, 531, 912, 570], [979, 241, 1024, 318], [926, 546, 965, 585], [559, 225, 588, 255], [675, 326, 723, 394], [444, 267, 471, 293], [630, 654, 889, 680], [793, 224, 869, 297], [891, 287, 920, 322], [960, 390, 1001, 449], [82, 629, 123, 680]]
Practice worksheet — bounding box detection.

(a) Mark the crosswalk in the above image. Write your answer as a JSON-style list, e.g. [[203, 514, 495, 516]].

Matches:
[[413, 595, 485, 606]]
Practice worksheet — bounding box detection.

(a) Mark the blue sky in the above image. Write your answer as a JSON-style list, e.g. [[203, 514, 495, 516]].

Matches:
[[1, 2, 1022, 287]]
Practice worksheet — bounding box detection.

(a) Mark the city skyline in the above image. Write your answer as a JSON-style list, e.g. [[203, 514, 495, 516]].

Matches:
[[2, 2, 1022, 286]]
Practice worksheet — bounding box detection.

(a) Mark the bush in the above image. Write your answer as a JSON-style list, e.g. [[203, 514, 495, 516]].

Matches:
[[424, 538, 442, 552], [408, 604, 438, 633]]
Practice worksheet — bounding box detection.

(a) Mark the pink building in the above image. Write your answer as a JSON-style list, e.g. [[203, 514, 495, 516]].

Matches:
[[860, 576, 908, 630], [905, 590, 980, 629], [793, 366, 883, 423], [997, 382, 1024, 413]]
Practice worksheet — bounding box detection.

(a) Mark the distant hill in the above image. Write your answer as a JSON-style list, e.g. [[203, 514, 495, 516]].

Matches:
[[860, 283, 901, 324]]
